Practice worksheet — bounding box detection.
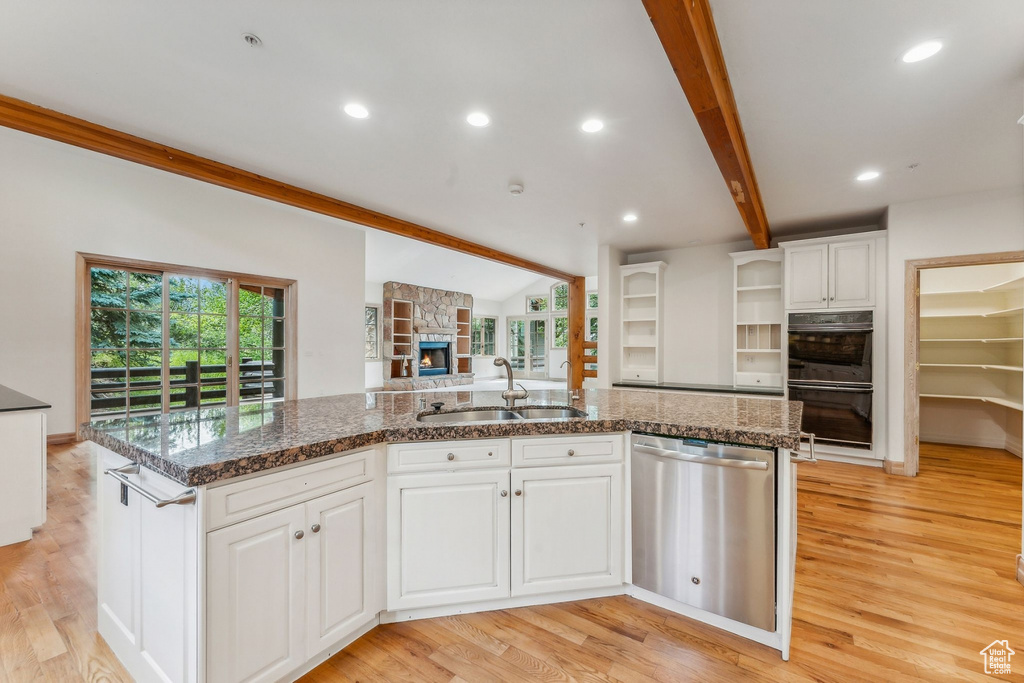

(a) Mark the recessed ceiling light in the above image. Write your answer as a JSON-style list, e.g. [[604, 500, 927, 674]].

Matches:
[[343, 103, 369, 119], [466, 112, 490, 127], [581, 119, 604, 133], [901, 40, 942, 63], [623, 213, 638, 223], [856, 170, 880, 182]]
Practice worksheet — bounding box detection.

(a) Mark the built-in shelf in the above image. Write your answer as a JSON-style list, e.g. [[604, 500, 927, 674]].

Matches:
[[623, 318, 657, 323], [920, 363, 1023, 372], [622, 293, 657, 300], [620, 262, 666, 383], [921, 394, 1023, 412], [736, 349, 782, 354], [921, 337, 1023, 344], [736, 321, 783, 326], [736, 285, 782, 292], [731, 249, 784, 389], [921, 306, 1024, 319]]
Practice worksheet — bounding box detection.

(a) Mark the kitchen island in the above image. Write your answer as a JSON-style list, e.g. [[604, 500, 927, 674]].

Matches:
[[83, 389, 803, 683]]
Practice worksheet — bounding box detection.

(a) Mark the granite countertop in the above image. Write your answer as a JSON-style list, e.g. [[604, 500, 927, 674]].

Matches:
[[612, 381, 785, 397], [0, 384, 51, 413], [82, 389, 804, 487]]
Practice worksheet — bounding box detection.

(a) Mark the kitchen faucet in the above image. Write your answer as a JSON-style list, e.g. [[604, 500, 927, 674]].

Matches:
[[493, 357, 529, 407], [561, 360, 581, 401]]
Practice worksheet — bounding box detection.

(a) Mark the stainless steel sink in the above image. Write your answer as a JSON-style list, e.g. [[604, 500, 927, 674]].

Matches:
[[415, 405, 587, 423], [514, 407, 588, 420], [417, 409, 523, 423]]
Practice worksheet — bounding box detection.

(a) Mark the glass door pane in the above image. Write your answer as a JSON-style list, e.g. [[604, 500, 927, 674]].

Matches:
[[508, 319, 526, 370], [168, 275, 229, 409], [529, 319, 547, 376], [238, 284, 287, 407]]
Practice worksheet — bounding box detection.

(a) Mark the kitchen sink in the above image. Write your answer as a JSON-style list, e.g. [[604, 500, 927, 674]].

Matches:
[[416, 406, 587, 423], [416, 409, 523, 423], [514, 407, 588, 420]]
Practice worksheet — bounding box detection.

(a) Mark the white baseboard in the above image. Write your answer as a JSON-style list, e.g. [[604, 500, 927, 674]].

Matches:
[[815, 452, 884, 467], [1005, 434, 1022, 458], [921, 432, 1021, 455]]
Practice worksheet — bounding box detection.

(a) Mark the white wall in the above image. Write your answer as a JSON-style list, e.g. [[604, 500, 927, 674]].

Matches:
[[885, 187, 1024, 464], [0, 128, 366, 435], [627, 239, 751, 385]]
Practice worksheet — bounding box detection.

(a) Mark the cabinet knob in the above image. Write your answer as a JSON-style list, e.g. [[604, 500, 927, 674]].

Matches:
[[567, 449, 575, 456], [447, 453, 455, 461], [500, 490, 508, 497], [488, 451, 493, 456], [829, 296, 835, 301], [311, 523, 321, 533], [515, 489, 522, 496], [294, 530, 304, 540], [821, 297, 826, 302], [691, 576, 701, 585]]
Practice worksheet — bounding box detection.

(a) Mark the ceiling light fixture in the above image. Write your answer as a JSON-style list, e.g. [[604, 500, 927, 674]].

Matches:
[[623, 213, 638, 223], [466, 112, 490, 127], [343, 103, 369, 119], [856, 170, 880, 182], [581, 119, 604, 133], [901, 40, 942, 63], [242, 33, 262, 48]]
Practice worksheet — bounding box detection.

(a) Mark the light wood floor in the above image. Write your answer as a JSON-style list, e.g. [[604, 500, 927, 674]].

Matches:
[[1, 443, 1021, 682]]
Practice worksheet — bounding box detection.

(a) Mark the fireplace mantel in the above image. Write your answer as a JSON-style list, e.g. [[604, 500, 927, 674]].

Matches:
[[414, 326, 458, 336]]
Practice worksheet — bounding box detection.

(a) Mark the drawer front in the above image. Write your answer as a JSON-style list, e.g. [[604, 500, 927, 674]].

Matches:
[[387, 439, 510, 473], [207, 448, 375, 531], [513, 434, 624, 467]]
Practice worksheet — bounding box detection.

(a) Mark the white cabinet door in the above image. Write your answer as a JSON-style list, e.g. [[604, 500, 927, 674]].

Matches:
[[305, 481, 377, 658], [388, 469, 510, 610], [785, 244, 828, 310], [208, 505, 306, 683], [97, 451, 140, 652], [828, 240, 875, 308], [511, 464, 623, 596]]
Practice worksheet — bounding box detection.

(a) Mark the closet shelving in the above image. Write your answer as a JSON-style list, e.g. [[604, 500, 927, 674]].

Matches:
[[730, 249, 784, 388], [919, 266, 1023, 415]]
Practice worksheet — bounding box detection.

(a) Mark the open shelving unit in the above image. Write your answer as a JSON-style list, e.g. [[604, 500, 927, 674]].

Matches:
[[919, 263, 1023, 455], [455, 307, 472, 374], [731, 249, 784, 388], [390, 299, 413, 378], [619, 262, 666, 383]]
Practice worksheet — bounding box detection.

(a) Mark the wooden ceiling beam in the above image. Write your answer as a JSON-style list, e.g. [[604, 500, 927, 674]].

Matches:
[[641, 0, 772, 249], [0, 93, 580, 282]]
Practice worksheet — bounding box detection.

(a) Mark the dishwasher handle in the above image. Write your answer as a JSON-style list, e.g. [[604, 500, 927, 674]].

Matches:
[[632, 443, 770, 471]]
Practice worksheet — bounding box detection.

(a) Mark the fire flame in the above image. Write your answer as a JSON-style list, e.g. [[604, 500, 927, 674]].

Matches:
[[420, 354, 432, 368]]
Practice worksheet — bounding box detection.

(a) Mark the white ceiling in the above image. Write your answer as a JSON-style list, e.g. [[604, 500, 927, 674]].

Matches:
[[710, 0, 1024, 234], [364, 229, 554, 303], [0, 1, 1021, 278]]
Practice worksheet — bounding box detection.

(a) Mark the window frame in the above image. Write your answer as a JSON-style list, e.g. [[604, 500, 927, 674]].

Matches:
[[587, 290, 599, 310], [525, 294, 549, 314], [364, 304, 382, 360], [551, 282, 569, 312], [471, 316, 497, 357], [76, 252, 298, 437], [550, 314, 569, 350]]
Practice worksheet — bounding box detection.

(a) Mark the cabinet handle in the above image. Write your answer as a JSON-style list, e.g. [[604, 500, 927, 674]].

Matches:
[[311, 523, 321, 533], [500, 490, 508, 497], [447, 453, 455, 461], [515, 489, 522, 496], [567, 449, 575, 457], [294, 530, 304, 540]]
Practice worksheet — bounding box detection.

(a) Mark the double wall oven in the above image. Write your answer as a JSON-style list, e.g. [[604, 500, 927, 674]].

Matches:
[[787, 311, 873, 449]]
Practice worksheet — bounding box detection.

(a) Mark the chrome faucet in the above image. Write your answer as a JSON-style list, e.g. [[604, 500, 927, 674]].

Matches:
[[493, 357, 529, 407], [561, 360, 581, 402]]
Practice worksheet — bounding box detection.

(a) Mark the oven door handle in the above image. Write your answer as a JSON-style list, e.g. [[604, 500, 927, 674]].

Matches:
[[787, 324, 873, 332], [788, 382, 873, 393]]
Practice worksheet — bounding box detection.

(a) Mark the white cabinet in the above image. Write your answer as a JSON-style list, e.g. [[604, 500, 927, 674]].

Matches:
[[207, 506, 307, 683], [784, 237, 876, 310], [96, 447, 199, 683], [306, 482, 377, 657], [0, 408, 46, 546], [731, 249, 784, 388], [620, 261, 667, 383], [387, 469, 511, 610], [511, 464, 623, 596]]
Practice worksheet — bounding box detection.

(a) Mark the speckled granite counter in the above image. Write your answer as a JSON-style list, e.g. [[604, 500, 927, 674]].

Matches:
[[82, 389, 803, 486]]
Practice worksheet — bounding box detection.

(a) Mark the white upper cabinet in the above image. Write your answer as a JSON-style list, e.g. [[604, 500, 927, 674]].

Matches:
[[784, 244, 829, 309], [784, 236, 877, 310], [829, 240, 875, 308]]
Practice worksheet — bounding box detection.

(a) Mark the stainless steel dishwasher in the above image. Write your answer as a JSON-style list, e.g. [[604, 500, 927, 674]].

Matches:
[[631, 433, 776, 631]]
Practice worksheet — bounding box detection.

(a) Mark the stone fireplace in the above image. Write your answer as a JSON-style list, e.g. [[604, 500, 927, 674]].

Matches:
[[382, 281, 475, 390]]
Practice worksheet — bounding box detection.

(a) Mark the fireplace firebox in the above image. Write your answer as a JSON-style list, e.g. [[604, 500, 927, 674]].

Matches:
[[418, 342, 450, 377]]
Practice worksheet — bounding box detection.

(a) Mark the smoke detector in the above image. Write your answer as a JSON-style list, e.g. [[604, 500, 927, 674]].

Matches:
[[508, 183, 524, 196], [242, 33, 263, 47]]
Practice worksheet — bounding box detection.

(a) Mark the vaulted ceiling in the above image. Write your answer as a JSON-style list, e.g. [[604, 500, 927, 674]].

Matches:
[[1, 1, 1021, 277]]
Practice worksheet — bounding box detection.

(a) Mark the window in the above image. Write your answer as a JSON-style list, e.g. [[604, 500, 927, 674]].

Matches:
[[83, 256, 295, 421], [364, 305, 380, 360], [588, 316, 598, 342], [526, 295, 548, 313], [551, 283, 569, 311], [471, 317, 496, 356], [552, 316, 568, 349], [588, 291, 599, 309]]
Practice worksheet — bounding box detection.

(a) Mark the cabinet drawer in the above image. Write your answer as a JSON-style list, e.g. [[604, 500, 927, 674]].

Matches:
[[513, 434, 624, 467], [207, 449, 375, 531], [387, 439, 510, 473]]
